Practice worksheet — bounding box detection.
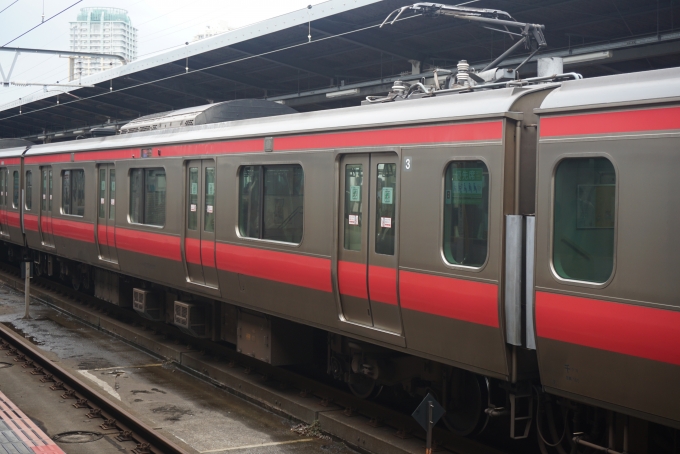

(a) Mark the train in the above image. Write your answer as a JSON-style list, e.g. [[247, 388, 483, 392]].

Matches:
[[0, 61, 679, 453]]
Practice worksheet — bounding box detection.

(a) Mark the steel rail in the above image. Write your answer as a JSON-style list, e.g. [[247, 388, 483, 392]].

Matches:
[[0, 321, 189, 454]]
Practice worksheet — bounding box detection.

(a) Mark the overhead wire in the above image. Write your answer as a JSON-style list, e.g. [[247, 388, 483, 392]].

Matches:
[[2, 0, 83, 47], [0, 0, 19, 15], [0, 12, 422, 121]]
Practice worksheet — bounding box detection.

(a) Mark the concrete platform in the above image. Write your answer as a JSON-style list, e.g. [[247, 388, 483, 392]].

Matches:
[[0, 283, 358, 454]]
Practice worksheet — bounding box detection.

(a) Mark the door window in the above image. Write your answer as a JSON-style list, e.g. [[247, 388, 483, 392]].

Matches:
[[109, 169, 116, 220], [12, 171, 18, 208], [375, 163, 396, 255], [99, 168, 106, 218], [25, 171, 32, 210], [204, 167, 215, 233], [188, 167, 199, 230], [41, 170, 47, 211], [553, 157, 616, 283], [344, 164, 363, 252], [443, 160, 489, 267]]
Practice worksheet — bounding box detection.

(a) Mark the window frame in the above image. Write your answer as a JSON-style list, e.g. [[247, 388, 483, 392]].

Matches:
[[236, 162, 305, 247], [128, 167, 167, 228], [60, 169, 86, 217], [549, 153, 618, 288], [439, 157, 491, 272]]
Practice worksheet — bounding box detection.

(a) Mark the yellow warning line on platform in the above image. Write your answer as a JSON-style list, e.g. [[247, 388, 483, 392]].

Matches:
[[200, 438, 316, 452]]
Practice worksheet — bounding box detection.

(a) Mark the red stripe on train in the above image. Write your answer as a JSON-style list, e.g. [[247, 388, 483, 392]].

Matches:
[[338, 261, 368, 299], [536, 292, 680, 366], [399, 271, 499, 327], [24, 214, 38, 232], [51, 218, 94, 243], [0, 158, 21, 165], [369, 265, 397, 305], [115, 227, 181, 261], [25, 139, 265, 164], [6, 211, 20, 228], [215, 243, 332, 293], [185, 238, 201, 265], [540, 106, 680, 137], [275, 121, 504, 151]]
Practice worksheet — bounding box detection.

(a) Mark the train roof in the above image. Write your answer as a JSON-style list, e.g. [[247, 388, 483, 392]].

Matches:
[[24, 84, 555, 157], [538, 66, 680, 114]]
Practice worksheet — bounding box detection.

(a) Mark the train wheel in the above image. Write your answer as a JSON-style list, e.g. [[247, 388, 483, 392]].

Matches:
[[348, 374, 382, 399], [443, 370, 489, 436]]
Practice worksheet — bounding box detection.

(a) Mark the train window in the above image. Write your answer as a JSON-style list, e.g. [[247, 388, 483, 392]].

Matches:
[[239, 164, 303, 244], [375, 163, 396, 255], [204, 167, 215, 233], [12, 171, 18, 209], [25, 171, 32, 210], [187, 167, 198, 230], [443, 161, 489, 267], [344, 164, 363, 251], [130, 168, 166, 227], [62, 170, 85, 216], [553, 157, 616, 283]]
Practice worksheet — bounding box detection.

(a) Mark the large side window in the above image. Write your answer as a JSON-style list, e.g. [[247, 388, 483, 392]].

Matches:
[[553, 157, 616, 283], [443, 160, 489, 267], [130, 168, 166, 226], [239, 164, 303, 244], [12, 171, 18, 209], [25, 170, 32, 210], [62, 169, 85, 216]]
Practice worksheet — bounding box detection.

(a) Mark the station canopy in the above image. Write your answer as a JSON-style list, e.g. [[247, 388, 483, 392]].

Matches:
[[1, 0, 679, 142]]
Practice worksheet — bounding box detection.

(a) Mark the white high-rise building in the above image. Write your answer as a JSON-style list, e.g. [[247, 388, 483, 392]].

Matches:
[[69, 7, 138, 80]]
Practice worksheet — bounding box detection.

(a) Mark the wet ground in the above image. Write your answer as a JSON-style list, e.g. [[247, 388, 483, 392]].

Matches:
[[0, 283, 358, 454]]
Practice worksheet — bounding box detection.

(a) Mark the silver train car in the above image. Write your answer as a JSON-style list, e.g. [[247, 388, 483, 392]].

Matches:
[[0, 66, 678, 453]]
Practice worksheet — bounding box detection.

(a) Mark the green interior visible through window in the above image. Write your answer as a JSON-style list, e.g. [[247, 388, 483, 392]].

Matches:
[[553, 157, 616, 283], [443, 160, 489, 267]]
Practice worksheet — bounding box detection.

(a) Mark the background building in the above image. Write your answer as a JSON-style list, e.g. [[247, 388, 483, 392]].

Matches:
[[68, 7, 137, 80]]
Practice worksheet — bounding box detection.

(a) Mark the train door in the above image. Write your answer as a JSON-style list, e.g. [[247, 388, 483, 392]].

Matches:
[[39, 167, 54, 247], [337, 153, 403, 333], [184, 160, 219, 289], [0, 168, 8, 237], [96, 164, 118, 263]]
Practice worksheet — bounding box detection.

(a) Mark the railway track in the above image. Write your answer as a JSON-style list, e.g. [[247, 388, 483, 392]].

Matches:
[[0, 319, 189, 454], [0, 262, 509, 454]]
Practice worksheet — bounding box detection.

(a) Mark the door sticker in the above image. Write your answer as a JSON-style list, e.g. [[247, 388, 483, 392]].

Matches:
[[350, 185, 361, 202], [382, 187, 393, 204], [207, 205, 213, 213], [110, 199, 115, 206], [190, 204, 197, 212], [348, 214, 359, 226], [208, 182, 215, 195], [380, 217, 392, 228], [100, 198, 105, 204], [191, 182, 198, 195]]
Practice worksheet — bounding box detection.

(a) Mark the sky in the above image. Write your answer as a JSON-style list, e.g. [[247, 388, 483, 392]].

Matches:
[[0, 0, 325, 106]]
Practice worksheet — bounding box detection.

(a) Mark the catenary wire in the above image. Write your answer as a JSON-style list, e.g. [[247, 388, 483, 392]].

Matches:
[[2, 0, 83, 47], [0, 0, 19, 15], [0, 13, 422, 121]]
